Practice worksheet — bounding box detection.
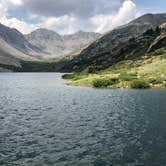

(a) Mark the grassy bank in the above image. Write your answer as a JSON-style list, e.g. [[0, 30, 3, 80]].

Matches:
[[63, 50, 166, 89]]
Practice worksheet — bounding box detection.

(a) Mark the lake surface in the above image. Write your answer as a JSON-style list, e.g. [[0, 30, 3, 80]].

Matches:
[[0, 73, 166, 166]]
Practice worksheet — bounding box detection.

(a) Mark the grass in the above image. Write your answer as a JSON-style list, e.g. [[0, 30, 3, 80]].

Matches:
[[63, 49, 166, 89], [119, 72, 137, 81]]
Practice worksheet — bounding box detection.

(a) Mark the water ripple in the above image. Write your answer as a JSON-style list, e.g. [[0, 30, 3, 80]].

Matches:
[[0, 73, 166, 166]]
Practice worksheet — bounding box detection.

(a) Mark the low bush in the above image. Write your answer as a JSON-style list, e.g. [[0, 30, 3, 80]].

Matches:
[[148, 78, 165, 84], [93, 77, 119, 88], [163, 82, 166, 88], [62, 73, 87, 80], [130, 79, 150, 89], [62, 74, 74, 79]]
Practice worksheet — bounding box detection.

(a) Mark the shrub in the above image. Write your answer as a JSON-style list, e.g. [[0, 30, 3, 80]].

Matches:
[[163, 82, 166, 88], [130, 79, 150, 89], [148, 78, 165, 84], [93, 77, 119, 88], [62, 73, 87, 80], [62, 74, 74, 79]]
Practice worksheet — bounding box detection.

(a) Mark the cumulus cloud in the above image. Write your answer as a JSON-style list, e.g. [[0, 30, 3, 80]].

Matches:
[[8, 0, 23, 6], [0, 0, 142, 34], [0, 0, 37, 34], [22, 0, 121, 18], [92, 0, 139, 33], [37, 0, 140, 34], [1, 0, 23, 9], [38, 15, 77, 34]]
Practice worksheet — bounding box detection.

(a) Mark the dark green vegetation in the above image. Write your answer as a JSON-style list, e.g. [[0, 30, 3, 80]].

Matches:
[[0, 63, 17, 71], [130, 79, 150, 89], [61, 26, 162, 72], [62, 19, 166, 89], [62, 73, 88, 80], [93, 77, 119, 88], [14, 61, 59, 72], [13, 59, 70, 72], [64, 48, 166, 89]]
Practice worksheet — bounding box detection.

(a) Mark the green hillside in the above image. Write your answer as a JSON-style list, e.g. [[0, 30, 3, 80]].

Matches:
[[63, 48, 166, 89]]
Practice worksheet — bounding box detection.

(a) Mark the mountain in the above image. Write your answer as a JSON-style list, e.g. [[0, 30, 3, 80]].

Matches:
[[0, 22, 100, 70], [0, 23, 42, 69], [0, 23, 41, 56], [62, 19, 166, 89], [25, 29, 101, 57], [25, 28, 64, 57], [131, 13, 166, 27], [148, 23, 166, 52], [61, 13, 166, 72], [1, 13, 166, 72]]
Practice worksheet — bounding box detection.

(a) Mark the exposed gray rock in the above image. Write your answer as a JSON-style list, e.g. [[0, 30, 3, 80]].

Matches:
[[25, 29, 101, 57], [160, 22, 166, 33], [0, 23, 41, 56], [148, 22, 166, 52]]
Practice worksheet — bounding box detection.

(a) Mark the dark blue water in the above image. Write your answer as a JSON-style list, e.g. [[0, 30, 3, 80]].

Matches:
[[0, 73, 166, 166]]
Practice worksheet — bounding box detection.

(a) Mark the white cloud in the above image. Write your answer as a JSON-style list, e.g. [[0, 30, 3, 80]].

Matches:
[[35, 0, 141, 34], [0, 2, 6, 18], [39, 15, 77, 34], [20, 0, 121, 18], [0, 0, 37, 34], [8, 0, 23, 6], [1, 17, 37, 34], [91, 0, 140, 33], [0, 0, 142, 34]]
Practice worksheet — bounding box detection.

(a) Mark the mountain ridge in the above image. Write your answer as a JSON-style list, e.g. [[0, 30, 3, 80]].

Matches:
[[25, 29, 101, 57], [0, 12, 166, 72], [60, 13, 166, 72]]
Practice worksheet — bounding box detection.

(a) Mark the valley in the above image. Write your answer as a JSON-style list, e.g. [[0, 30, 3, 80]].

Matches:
[[0, 1, 166, 165], [0, 13, 166, 89]]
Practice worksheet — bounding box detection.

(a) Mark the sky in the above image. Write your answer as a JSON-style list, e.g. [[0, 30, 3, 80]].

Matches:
[[0, 0, 165, 34]]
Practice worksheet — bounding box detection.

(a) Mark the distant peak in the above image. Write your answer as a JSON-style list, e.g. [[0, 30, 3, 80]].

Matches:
[[76, 30, 84, 33], [74, 30, 100, 35], [28, 28, 61, 36], [34, 28, 55, 33]]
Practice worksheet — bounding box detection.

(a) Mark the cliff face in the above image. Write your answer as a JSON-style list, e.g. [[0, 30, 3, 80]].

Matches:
[[148, 23, 166, 52]]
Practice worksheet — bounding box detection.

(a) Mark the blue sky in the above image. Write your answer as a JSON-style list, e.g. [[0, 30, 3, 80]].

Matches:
[[134, 0, 166, 13], [0, 0, 165, 34]]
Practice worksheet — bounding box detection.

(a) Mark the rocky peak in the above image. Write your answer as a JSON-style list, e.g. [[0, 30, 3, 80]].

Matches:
[[25, 29, 101, 57], [131, 13, 166, 27], [26, 28, 62, 41], [160, 23, 166, 33]]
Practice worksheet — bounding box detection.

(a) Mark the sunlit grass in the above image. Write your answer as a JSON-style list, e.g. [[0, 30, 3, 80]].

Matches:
[[64, 50, 166, 89]]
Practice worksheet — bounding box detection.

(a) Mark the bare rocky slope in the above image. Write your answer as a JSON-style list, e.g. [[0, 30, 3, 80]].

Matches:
[[25, 29, 101, 57], [0, 23, 41, 56], [0, 23, 42, 69], [0, 23, 100, 70]]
